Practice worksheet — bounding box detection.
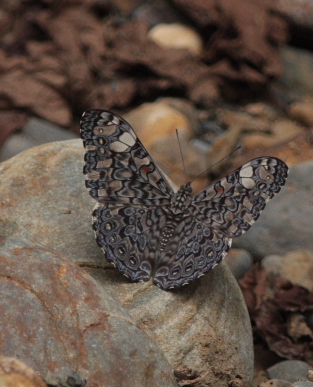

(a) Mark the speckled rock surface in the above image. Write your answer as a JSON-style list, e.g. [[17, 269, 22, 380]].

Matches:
[[0, 139, 254, 387], [0, 139, 99, 265], [0, 237, 176, 387], [87, 262, 254, 387]]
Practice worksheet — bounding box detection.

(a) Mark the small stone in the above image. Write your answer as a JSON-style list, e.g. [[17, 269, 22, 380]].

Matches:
[[124, 102, 192, 148], [259, 379, 292, 387], [148, 23, 203, 55], [156, 97, 199, 131], [242, 119, 303, 150], [277, 1, 313, 32], [0, 117, 77, 161], [291, 382, 313, 387], [0, 355, 48, 387], [244, 102, 278, 120], [267, 360, 311, 383], [124, 102, 207, 186], [224, 248, 253, 279], [208, 109, 271, 172], [272, 119, 303, 142], [280, 46, 313, 96], [289, 99, 313, 127], [262, 251, 313, 292]]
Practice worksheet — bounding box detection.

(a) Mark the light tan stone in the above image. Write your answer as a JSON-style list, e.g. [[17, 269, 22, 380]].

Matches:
[[148, 23, 203, 55]]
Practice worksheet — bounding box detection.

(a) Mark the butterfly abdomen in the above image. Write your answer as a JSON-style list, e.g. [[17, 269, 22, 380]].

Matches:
[[159, 223, 176, 251]]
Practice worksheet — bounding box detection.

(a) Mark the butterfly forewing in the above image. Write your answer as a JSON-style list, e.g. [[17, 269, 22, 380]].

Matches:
[[80, 109, 173, 283], [80, 109, 289, 291], [191, 157, 288, 237], [80, 110, 173, 205]]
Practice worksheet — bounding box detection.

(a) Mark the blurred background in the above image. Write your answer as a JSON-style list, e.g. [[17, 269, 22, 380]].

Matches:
[[1, 1, 313, 386], [0, 0, 312, 185]]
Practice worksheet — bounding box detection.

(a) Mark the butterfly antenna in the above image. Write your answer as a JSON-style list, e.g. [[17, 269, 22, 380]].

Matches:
[[176, 129, 188, 181], [190, 146, 242, 184]]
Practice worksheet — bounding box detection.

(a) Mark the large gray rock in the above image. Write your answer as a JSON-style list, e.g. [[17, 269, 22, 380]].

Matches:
[[234, 160, 313, 256], [0, 140, 101, 266], [0, 237, 176, 387], [86, 261, 253, 387], [0, 140, 254, 387]]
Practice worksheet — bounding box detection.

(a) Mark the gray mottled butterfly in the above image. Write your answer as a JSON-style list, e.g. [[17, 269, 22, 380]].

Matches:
[[80, 109, 288, 290]]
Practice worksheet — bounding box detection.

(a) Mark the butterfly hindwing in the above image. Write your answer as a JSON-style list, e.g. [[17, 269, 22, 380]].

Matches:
[[92, 202, 167, 282], [153, 216, 231, 290]]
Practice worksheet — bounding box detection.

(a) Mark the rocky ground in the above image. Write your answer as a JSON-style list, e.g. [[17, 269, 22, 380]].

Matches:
[[0, 1, 313, 387]]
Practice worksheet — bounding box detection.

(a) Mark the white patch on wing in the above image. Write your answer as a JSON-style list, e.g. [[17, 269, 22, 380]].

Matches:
[[239, 165, 253, 178], [241, 177, 256, 189], [119, 131, 136, 146], [110, 141, 130, 152]]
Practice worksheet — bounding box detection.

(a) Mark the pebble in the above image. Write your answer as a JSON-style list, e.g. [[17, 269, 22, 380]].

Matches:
[[124, 102, 192, 147], [244, 102, 278, 121], [242, 118, 303, 150], [277, 1, 313, 39], [291, 382, 313, 387], [124, 102, 207, 187], [262, 250, 313, 292], [0, 355, 48, 387], [224, 248, 254, 280], [267, 360, 311, 383], [0, 117, 77, 161], [289, 98, 313, 127], [148, 23, 203, 55], [280, 46, 313, 96], [259, 379, 292, 387]]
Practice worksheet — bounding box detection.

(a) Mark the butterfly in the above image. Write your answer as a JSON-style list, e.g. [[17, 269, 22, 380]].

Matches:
[[80, 109, 288, 291]]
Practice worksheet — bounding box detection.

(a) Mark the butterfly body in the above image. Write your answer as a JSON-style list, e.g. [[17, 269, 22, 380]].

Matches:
[[80, 109, 288, 290]]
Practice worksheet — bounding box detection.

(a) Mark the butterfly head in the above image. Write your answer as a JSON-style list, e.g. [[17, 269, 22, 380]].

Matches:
[[181, 181, 192, 192]]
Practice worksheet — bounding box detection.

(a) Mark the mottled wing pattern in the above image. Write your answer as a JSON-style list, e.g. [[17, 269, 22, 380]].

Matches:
[[190, 157, 289, 237], [80, 109, 173, 205], [81, 109, 289, 291], [153, 158, 288, 290], [92, 202, 167, 281], [153, 216, 231, 290], [80, 109, 172, 282]]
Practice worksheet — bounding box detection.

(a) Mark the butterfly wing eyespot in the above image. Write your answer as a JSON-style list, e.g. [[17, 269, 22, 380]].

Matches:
[[81, 110, 289, 290]]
